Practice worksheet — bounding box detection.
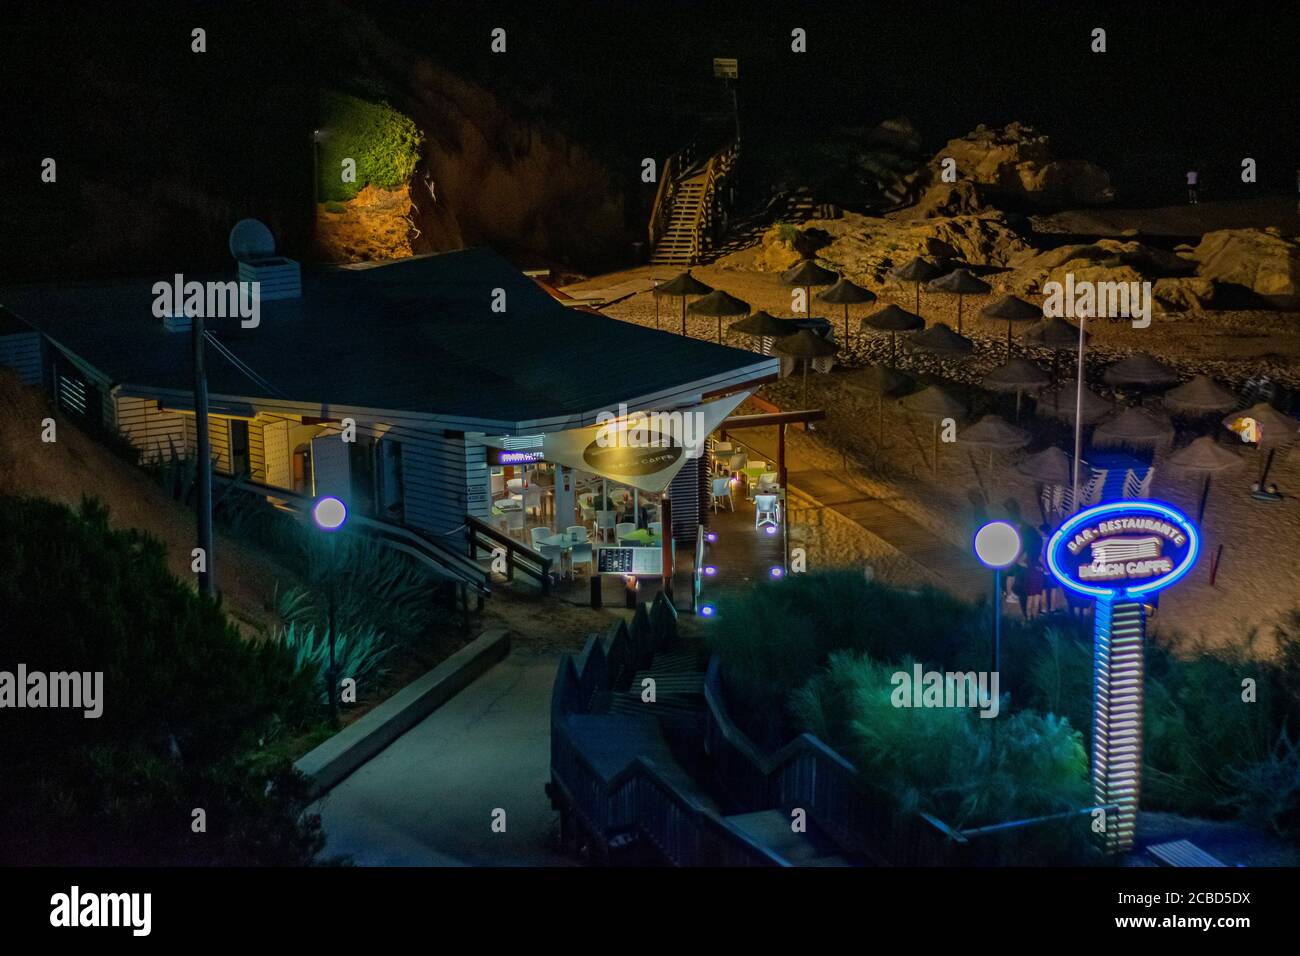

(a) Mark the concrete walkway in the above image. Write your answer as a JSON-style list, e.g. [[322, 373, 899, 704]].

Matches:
[[727, 428, 987, 600], [313, 649, 573, 866]]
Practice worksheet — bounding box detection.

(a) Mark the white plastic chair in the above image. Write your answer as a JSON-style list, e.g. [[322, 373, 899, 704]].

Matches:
[[757, 471, 780, 494], [490, 472, 505, 496], [596, 510, 617, 543], [755, 494, 779, 529], [710, 476, 734, 512], [727, 453, 748, 472], [530, 526, 550, 549], [615, 522, 637, 542], [506, 508, 524, 536], [567, 526, 594, 576]]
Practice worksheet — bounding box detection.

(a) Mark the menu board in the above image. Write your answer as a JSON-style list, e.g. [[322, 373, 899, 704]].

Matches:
[[597, 547, 663, 575]]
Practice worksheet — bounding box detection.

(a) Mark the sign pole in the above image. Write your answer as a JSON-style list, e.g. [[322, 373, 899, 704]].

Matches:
[[1091, 596, 1146, 853]]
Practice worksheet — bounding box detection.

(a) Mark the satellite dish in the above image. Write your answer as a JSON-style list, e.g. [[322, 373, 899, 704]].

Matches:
[[228, 218, 276, 262]]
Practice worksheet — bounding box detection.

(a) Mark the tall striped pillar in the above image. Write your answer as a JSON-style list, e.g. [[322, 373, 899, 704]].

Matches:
[[1091, 598, 1146, 853]]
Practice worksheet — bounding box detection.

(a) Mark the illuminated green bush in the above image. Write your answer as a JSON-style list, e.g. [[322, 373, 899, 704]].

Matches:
[[316, 91, 424, 202]]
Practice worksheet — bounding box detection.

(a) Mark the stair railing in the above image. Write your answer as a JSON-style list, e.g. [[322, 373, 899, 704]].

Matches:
[[648, 148, 682, 250]]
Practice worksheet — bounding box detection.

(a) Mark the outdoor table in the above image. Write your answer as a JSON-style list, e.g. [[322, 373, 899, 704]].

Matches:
[[618, 529, 662, 548], [537, 532, 575, 578], [494, 496, 523, 511], [740, 464, 766, 497]]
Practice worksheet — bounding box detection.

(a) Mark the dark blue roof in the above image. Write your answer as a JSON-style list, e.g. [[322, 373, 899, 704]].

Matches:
[[1, 249, 772, 426]]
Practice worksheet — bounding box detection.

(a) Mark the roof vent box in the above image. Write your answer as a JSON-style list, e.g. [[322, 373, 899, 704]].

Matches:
[[229, 218, 301, 301]]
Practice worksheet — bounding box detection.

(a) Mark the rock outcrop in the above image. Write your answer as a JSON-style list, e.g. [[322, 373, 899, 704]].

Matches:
[[1004, 239, 1196, 295], [1191, 228, 1300, 305], [751, 211, 1030, 284], [905, 122, 1114, 216]]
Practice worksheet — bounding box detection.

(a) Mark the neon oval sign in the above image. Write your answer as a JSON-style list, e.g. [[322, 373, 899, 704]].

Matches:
[[1046, 499, 1199, 599]]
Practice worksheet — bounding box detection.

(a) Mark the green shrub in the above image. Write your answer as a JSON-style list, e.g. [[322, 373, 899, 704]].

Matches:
[[274, 618, 391, 707], [0, 495, 325, 864], [790, 652, 1091, 833], [316, 90, 424, 202]]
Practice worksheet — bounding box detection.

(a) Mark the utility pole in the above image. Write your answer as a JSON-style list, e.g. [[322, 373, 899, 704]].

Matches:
[[193, 312, 216, 599]]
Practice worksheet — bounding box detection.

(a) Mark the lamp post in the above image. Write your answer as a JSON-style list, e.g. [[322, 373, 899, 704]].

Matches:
[[312, 495, 347, 721], [973, 520, 1022, 675]]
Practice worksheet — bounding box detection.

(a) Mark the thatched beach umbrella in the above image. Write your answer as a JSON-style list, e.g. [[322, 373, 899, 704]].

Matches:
[[1163, 374, 1238, 415], [1014, 445, 1073, 519], [899, 385, 964, 475], [1103, 352, 1179, 391], [1222, 401, 1300, 486], [818, 277, 877, 348], [982, 358, 1051, 422], [657, 270, 714, 336], [1093, 406, 1175, 450], [1037, 380, 1114, 424], [843, 364, 909, 449], [688, 289, 751, 344], [1167, 436, 1245, 522], [889, 256, 940, 317], [1024, 316, 1090, 406], [959, 414, 1031, 485], [1222, 402, 1300, 446], [1015, 446, 1072, 485], [861, 303, 924, 365], [925, 268, 991, 334], [772, 329, 838, 407], [906, 322, 975, 357], [730, 310, 796, 354], [981, 294, 1042, 359], [781, 259, 838, 327]]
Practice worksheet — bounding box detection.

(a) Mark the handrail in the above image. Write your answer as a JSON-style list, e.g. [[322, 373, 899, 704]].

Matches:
[[704, 655, 1107, 864], [465, 514, 552, 595], [549, 601, 788, 865], [648, 148, 682, 249], [213, 474, 490, 594]]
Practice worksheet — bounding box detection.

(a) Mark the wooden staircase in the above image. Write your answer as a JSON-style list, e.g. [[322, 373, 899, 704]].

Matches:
[[648, 135, 739, 267], [650, 175, 708, 266]]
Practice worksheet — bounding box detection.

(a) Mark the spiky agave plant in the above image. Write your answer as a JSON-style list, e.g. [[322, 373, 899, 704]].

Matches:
[[275, 620, 391, 708]]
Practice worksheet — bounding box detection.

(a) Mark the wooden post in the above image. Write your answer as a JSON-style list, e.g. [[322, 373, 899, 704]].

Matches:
[[777, 422, 787, 488], [660, 495, 673, 601]]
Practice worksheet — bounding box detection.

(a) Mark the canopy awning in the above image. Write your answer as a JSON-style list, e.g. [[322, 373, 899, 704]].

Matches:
[[475, 392, 750, 494]]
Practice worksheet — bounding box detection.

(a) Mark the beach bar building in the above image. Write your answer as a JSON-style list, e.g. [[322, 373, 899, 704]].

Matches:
[[1, 247, 778, 591]]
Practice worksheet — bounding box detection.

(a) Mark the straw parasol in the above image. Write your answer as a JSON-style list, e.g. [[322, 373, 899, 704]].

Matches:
[[860, 303, 924, 365], [981, 294, 1042, 358], [1024, 316, 1089, 405], [1222, 402, 1300, 446], [843, 364, 909, 449], [1166, 436, 1244, 522], [1015, 446, 1072, 485], [772, 329, 838, 407], [1037, 380, 1114, 424], [924, 268, 991, 334], [898, 385, 964, 475], [781, 259, 838, 325], [817, 277, 877, 348], [889, 256, 941, 317], [730, 310, 797, 354], [1163, 374, 1238, 415], [656, 270, 714, 336], [1093, 406, 1175, 449], [958, 414, 1031, 485], [1103, 352, 1179, 390], [906, 322, 975, 357], [688, 289, 751, 344], [982, 358, 1051, 421]]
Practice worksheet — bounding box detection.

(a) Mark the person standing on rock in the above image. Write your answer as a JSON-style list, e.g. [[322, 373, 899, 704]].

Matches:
[[1186, 169, 1199, 205]]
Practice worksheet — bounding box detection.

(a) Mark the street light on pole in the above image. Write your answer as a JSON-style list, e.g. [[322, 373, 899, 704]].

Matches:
[[973, 520, 1022, 675], [312, 495, 347, 721]]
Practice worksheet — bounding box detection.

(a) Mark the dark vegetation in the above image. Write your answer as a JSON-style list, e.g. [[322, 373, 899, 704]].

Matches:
[[0, 495, 324, 865], [708, 570, 1300, 850]]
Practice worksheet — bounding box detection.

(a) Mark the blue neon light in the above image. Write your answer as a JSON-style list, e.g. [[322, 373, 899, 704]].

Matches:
[[1046, 499, 1199, 599]]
